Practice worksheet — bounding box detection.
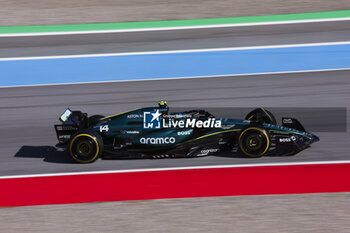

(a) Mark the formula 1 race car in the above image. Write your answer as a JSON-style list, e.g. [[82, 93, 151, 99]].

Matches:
[[55, 101, 319, 163]]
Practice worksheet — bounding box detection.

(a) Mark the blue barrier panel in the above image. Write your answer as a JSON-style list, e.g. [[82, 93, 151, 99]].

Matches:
[[1, 44, 350, 86]]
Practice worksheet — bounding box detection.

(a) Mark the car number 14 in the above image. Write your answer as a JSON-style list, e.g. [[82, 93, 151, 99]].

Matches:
[[100, 125, 109, 132]]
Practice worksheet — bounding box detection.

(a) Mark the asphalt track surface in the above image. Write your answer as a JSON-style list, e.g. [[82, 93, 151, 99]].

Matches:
[[1, 20, 350, 57], [0, 69, 349, 176]]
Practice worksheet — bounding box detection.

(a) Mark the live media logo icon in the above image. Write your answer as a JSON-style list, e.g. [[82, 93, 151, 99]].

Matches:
[[143, 110, 161, 129]]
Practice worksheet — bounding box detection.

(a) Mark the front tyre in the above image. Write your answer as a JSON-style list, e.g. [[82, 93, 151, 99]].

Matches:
[[238, 127, 270, 158], [69, 130, 104, 163]]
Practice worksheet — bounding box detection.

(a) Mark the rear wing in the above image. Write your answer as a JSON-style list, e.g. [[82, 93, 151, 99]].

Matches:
[[55, 108, 89, 144]]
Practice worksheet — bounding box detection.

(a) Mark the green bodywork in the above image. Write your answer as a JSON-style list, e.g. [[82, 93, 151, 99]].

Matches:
[[91, 106, 318, 151]]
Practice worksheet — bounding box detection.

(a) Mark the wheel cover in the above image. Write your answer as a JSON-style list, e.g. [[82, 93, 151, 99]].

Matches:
[[239, 127, 270, 157], [245, 134, 263, 151], [76, 140, 93, 157], [70, 134, 99, 163]]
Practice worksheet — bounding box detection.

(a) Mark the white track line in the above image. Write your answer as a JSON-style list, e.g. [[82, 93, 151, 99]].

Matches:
[[1, 67, 350, 89], [1, 17, 350, 37], [1, 160, 350, 179], [1, 41, 350, 61]]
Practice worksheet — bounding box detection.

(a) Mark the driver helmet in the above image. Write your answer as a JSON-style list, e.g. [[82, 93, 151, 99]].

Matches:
[[158, 100, 168, 108]]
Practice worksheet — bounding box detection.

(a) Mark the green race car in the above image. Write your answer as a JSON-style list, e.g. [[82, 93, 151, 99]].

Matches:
[[55, 101, 319, 163]]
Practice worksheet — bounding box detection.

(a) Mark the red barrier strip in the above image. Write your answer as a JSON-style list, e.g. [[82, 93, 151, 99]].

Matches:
[[1, 163, 350, 207]]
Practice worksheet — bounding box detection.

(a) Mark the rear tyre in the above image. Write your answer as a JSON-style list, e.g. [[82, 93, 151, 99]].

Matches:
[[245, 108, 276, 125], [69, 130, 104, 163], [238, 126, 270, 158]]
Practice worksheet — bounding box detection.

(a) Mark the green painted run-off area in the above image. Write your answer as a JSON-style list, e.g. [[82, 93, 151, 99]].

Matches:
[[0, 10, 350, 34]]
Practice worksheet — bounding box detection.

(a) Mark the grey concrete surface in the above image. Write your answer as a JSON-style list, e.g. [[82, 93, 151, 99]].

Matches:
[[0, 70, 349, 176], [1, 0, 350, 26], [1, 20, 350, 57], [1, 192, 350, 233]]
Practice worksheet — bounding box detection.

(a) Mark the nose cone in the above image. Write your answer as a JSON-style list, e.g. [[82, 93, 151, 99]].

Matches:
[[311, 133, 320, 143], [296, 133, 319, 151]]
